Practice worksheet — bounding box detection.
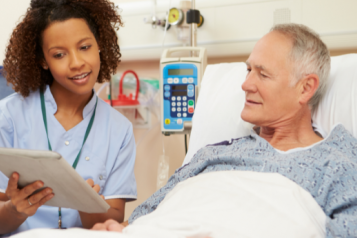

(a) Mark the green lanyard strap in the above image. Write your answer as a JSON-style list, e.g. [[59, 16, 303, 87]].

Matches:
[[40, 92, 52, 151], [40, 90, 98, 228]]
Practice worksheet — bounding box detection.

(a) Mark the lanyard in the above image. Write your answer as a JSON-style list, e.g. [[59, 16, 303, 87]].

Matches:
[[40, 90, 98, 229]]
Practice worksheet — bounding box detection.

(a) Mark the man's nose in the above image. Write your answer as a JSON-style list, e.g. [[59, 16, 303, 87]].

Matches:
[[241, 71, 258, 93], [69, 51, 85, 70]]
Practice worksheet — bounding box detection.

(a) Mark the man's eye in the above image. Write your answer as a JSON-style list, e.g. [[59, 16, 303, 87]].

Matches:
[[261, 73, 268, 78], [246, 68, 251, 73]]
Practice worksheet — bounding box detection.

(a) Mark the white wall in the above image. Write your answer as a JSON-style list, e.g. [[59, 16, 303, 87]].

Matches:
[[1, 0, 357, 64], [114, 0, 357, 61], [0, 0, 29, 65]]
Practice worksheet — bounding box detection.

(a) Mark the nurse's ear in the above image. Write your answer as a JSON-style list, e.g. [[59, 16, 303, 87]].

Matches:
[[41, 61, 49, 70]]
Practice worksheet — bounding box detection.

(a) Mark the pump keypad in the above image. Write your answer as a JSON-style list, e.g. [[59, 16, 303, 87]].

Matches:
[[163, 84, 195, 118]]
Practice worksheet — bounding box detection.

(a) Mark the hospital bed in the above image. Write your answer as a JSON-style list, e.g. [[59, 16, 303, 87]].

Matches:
[[10, 54, 357, 238]]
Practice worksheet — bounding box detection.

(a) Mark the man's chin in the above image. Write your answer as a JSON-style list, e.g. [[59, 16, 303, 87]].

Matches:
[[241, 110, 259, 124]]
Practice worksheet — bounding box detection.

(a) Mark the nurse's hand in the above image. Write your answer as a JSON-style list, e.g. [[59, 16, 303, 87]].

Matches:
[[5, 172, 54, 217], [91, 219, 125, 232], [86, 179, 105, 199]]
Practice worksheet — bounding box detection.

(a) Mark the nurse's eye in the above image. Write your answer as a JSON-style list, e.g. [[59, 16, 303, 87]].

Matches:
[[53, 53, 64, 59], [81, 45, 92, 50]]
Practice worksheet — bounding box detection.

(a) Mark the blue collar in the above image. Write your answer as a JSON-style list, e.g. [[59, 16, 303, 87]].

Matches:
[[43, 85, 97, 118]]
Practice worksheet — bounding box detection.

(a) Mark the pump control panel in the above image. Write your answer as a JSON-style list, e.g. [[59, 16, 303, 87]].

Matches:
[[160, 47, 207, 135]]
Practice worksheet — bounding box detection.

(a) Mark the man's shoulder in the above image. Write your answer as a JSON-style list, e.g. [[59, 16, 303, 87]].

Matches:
[[194, 135, 256, 159], [322, 124, 357, 159], [206, 134, 254, 148], [327, 124, 355, 139]]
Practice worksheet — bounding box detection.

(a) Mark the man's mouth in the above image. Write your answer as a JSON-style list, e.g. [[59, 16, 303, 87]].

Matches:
[[246, 99, 262, 105]]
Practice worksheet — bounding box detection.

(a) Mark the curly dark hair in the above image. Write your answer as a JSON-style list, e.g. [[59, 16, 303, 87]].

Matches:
[[3, 0, 123, 97]]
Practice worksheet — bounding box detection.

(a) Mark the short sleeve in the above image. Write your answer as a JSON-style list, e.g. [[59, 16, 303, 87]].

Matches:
[[0, 110, 14, 192], [101, 124, 137, 200]]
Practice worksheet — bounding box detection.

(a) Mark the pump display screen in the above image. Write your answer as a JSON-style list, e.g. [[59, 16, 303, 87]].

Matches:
[[172, 91, 187, 96], [168, 69, 193, 75], [172, 85, 187, 90]]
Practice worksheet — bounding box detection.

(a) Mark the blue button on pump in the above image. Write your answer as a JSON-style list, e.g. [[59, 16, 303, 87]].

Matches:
[[188, 85, 194, 90], [164, 85, 170, 90], [165, 92, 170, 97]]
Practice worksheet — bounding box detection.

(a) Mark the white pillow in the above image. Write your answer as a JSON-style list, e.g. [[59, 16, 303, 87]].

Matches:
[[182, 63, 253, 165], [183, 54, 357, 165], [312, 54, 357, 138]]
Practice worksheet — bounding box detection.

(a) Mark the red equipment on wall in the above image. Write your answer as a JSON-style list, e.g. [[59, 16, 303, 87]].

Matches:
[[105, 70, 140, 106]]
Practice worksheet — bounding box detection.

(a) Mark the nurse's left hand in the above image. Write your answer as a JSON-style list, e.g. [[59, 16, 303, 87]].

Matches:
[[86, 179, 104, 199], [91, 219, 124, 232]]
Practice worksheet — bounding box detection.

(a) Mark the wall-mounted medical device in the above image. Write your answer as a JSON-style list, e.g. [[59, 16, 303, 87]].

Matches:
[[160, 47, 207, 135], [168, 7, 204, 28], [143, 0, 204, 45]]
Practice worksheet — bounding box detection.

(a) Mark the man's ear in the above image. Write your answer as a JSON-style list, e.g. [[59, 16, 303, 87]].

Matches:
[[298, 74, 319, 105]]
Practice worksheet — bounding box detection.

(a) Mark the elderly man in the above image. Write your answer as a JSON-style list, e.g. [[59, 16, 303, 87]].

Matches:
[[93, 24, 357, 237]]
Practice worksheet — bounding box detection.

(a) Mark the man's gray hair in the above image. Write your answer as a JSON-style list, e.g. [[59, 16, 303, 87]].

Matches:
[[270, 23, 331, 112]]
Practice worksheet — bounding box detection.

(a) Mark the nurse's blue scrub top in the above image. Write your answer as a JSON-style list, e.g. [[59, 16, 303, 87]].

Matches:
[[0, 86, 137, 235]]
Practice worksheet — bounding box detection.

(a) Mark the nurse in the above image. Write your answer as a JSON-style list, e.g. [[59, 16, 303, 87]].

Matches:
[[0, 0, 136, 235]]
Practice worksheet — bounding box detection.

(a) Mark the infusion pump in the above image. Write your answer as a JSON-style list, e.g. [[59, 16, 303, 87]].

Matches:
[[160, 47, 207, 135]]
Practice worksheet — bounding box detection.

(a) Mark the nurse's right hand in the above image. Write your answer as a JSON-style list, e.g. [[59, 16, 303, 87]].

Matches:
[[5, 172, 54, 217]]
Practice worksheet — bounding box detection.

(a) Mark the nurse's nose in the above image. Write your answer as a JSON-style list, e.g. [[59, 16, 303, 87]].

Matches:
[[69, 51, 85, 70]]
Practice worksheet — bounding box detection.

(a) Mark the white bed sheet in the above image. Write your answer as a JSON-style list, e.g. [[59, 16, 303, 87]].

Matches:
[[12, 171, 326, 238]]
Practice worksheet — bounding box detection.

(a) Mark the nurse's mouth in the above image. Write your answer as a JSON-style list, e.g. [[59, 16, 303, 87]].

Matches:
[[69, 71, 91, 85]]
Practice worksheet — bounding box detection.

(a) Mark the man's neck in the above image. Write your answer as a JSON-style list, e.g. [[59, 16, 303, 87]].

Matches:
[[259, 109, 323, 151], [50, 81, 92, 119]]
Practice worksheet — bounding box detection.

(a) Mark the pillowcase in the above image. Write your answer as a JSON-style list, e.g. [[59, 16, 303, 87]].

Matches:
[[312, 54, 357, 138], [182, 62, 253, 165]]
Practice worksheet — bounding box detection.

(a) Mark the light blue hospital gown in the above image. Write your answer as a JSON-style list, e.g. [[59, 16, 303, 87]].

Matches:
[[0, 86, 137, 236], [129, 124, 357, 238]]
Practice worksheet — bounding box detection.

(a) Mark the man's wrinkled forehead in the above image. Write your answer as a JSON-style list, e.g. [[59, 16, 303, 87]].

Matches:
[[245, 61, 266, 71], [247, 32, 293, 72]]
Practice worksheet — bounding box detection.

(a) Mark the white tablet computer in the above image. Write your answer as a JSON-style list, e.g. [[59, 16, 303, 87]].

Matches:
[[0, 147, 110, 213]]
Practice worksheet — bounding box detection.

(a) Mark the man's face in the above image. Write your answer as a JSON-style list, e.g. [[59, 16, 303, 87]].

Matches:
[[241, 31, 301, 127]]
